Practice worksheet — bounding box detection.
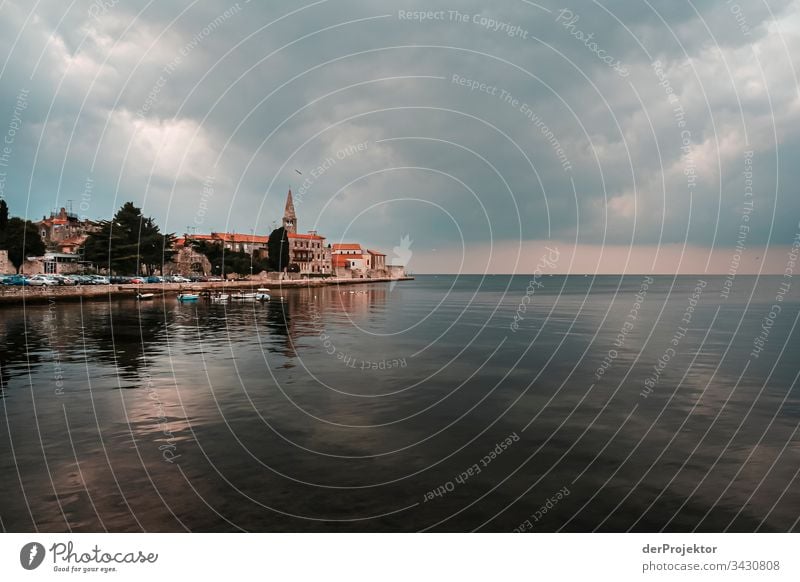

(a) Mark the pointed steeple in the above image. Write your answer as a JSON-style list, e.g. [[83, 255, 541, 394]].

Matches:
[[283, 189, 297, 233]]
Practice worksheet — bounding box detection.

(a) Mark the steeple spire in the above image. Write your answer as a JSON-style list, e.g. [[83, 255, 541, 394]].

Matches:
[[283, 189, 297, 233]]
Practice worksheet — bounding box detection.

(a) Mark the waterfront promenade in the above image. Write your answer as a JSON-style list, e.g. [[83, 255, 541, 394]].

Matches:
[[0, 276, 414, 305]]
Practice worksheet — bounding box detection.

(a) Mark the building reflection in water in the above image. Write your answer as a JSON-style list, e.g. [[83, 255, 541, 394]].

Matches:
[[263, 285, 389, 363]]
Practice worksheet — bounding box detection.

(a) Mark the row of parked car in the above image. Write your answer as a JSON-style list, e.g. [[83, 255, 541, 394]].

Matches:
[[0, 274, 224, 286], [0, 274, 110, 286]]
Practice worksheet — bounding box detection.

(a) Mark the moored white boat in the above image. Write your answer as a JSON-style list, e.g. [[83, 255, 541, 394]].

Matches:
[[230, 292, 257, 300], [136, 293, 154, 300], [230, 289, 270, 301]]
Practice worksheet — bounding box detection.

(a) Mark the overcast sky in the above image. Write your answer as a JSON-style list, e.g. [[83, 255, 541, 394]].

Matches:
[[0, 0, 798, 273]]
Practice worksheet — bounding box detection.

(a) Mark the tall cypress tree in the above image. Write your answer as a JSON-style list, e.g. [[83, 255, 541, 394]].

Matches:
[[267, 226, 290, 272], [0, 199, 8, 234]]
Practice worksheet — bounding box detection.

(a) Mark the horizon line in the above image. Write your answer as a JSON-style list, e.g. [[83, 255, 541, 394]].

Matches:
[[409, 272, 784, 276]]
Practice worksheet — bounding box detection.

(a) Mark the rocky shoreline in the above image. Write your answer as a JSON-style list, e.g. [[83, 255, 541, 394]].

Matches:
[[0, 276, 414, 305]]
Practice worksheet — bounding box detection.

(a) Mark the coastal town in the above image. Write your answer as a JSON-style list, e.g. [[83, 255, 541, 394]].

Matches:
[[0, 190, 408, 288]]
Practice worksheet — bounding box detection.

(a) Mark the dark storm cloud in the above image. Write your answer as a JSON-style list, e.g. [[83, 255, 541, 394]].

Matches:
[[0, 0, 798, 265]]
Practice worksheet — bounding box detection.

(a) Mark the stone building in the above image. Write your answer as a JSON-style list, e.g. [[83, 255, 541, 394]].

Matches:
[[184, 232, 269, 255], [282, 190, 332, 275], [331, 243, 387, 277], [366, 249, 387, 272], [0, 250, 10, 274], [35, 207, 98, 249], [166, 244, 212, 276], [331, 243, 362, 256]]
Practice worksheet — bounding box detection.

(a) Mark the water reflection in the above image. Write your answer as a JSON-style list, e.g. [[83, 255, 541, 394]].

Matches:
[[0, 305, 58, 396], [0, 277, 799, 532]]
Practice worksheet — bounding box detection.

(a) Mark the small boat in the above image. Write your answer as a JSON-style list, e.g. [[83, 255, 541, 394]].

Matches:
[[177, 293, 199, 302], [209, 294, 230, 302], [136, 293, 154, 300], [231, 289, 270, 302], [230, 292, 257, 301]]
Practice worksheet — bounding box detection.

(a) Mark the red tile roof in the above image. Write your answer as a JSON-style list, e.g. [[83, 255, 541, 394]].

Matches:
[[289, 233, 325, 240], [367, 249, 386, 256], [332, 243, 362, 251], [211, 232, 269, 244], [185, 233, 269, 244], [185, 234, 215, 242], [332, 255, 349, 267], [59, 235, 88, 249]]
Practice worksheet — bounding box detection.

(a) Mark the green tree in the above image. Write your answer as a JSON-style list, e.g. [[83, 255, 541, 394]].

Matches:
[[2, 217, 45, 273], [82, 202, 175, 275], [0, 199, 8, 233], [267, 226, 290, 272], [138, 216, 176, 276]]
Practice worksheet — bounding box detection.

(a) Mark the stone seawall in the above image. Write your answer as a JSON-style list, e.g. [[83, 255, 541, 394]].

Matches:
[[0, 276, 414, 305]]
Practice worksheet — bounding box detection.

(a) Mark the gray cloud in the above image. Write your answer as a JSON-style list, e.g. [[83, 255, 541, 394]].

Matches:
[[1, 0, 798, 271]]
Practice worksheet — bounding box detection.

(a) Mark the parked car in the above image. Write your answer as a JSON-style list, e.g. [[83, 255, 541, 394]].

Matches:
[[1, 275, 28, 286], [171, 275, 191, 283], [130, 277, 145, 284], [49, 274, 75, 286], [90, 275, 110, 285], [145, 276, 163, 283], [27, 275, 58, 286]]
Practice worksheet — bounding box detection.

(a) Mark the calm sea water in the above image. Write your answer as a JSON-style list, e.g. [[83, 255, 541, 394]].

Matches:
[[1, 275, 798, 532]]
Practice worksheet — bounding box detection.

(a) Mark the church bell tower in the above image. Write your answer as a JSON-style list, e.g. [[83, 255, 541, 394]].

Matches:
[[283, 189, 297, 234]]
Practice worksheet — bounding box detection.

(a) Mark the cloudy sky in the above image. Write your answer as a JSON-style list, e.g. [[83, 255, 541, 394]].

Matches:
[[0, 0, 798, 273]]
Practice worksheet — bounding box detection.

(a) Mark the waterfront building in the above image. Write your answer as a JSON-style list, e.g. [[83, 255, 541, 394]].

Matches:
[[287, 232, 331, 274], [366, 250, 387, 272], [332, 243, 363, 256], [330, 244, 389, 277], [332, 253, 365, 276], [282, 190, 332, 275], [180, 232, 269, 256]]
